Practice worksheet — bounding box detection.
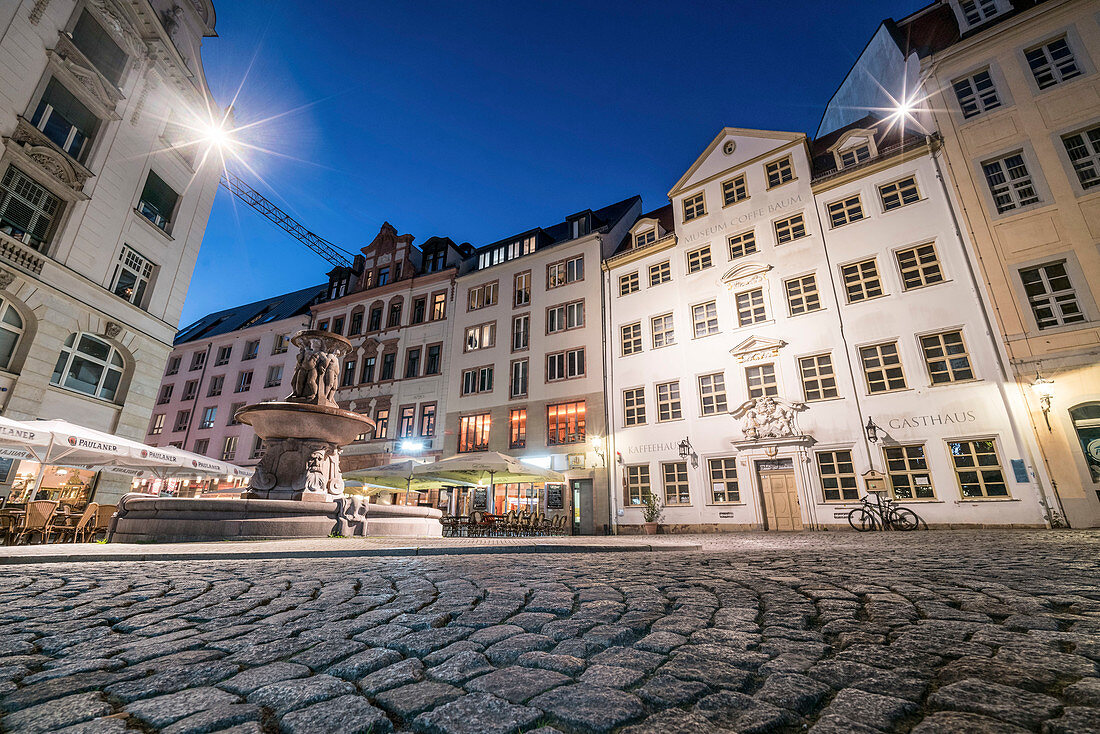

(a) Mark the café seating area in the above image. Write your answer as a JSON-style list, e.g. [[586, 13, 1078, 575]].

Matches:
[[441, 509, 569, 538], [0, 499, 116, 545]]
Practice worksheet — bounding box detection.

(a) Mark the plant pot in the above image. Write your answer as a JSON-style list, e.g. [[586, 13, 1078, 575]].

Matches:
[[643, 522, 658, 535]]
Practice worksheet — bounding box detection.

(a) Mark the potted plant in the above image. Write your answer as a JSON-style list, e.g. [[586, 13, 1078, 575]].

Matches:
[[642, 493, 662, 535]]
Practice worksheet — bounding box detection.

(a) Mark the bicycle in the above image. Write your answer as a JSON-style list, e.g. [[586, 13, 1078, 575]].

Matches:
[[848, 494, 922, 532]]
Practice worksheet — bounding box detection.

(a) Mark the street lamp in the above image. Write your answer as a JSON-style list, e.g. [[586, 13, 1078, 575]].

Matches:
[[590, 435, 606, 467], [678, 437, 698, 468], [865, 417, 880, 444], [1031, 370, 1055, 431]]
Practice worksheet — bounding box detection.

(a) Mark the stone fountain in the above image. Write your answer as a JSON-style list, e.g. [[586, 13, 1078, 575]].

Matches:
[[109, 330, 443, 542]]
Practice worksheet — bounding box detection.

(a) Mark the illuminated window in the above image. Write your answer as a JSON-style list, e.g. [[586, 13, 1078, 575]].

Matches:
[[885, 445, 935, 499], [948, 439, 1009, 498], [547, 401, 585, 445], [624, 464, 651, 505], [458, 414, 491, 453], [662, 461, 690, 505], [509, 408, 526, 449]]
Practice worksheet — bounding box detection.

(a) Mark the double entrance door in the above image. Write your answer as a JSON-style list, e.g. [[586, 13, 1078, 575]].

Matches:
[[756, 458, 802, 531]]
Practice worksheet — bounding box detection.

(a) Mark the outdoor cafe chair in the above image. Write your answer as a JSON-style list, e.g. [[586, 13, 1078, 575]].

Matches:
[[468, 510, 486, 537], [9, 500, 59, 545], [89, 504, 116, 542], [56, 502, 98, 543]]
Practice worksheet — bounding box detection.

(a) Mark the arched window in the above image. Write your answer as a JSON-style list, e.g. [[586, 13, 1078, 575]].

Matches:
[[0, 298, 24, 370], [1070, 403, 1100, 483], [50, 333, 125, 401]]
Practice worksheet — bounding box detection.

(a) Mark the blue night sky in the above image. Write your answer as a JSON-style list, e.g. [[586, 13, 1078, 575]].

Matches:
[[183, 0, 928, 327]]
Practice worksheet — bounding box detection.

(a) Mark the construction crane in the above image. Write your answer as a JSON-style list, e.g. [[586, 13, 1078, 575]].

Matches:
[[219, 172, 353, 269]]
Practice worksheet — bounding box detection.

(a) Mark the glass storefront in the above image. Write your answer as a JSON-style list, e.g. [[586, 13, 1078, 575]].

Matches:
[[3, 460, 97, 506]]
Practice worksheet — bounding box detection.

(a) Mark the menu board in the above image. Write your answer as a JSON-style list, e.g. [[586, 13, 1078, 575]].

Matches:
[[473, 486, 488, 510], [546, 483, 564, 510]]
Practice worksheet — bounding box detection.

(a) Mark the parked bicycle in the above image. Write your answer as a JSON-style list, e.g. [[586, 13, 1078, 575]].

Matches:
[[847, 494, 923, 532]]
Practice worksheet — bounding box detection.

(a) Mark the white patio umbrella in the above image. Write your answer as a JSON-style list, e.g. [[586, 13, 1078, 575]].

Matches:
[[343, 459, 476, 504], [412, 451, 566, 487]]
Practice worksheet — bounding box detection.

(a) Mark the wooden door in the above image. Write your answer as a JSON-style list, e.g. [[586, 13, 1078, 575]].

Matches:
[[760, 471, 803, 531]]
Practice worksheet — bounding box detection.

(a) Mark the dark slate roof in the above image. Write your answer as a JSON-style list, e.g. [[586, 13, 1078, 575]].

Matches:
[[810, 113, 927, 179], [174, 283, 326, 346], [894, 0, 1051, 58], [475, 195, 641, 254], [612, 203, 675, 256]]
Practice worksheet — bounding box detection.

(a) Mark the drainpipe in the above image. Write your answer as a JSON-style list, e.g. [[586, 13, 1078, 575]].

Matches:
[[598, 236, 618, 535]]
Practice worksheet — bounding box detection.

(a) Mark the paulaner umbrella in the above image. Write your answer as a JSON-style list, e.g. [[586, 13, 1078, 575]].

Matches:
[[412, 452, 566, 500], [343, 459, 475, 504]]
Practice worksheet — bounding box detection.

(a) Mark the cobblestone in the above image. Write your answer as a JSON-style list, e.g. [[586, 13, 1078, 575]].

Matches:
[[0, 530, 1098, 732]]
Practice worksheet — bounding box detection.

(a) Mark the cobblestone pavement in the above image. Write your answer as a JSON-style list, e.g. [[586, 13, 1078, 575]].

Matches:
[[0, 530, 1098, 733]]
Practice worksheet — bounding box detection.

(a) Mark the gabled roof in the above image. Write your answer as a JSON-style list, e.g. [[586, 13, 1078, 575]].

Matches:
[[174, 283, 326, 346], [668, 127, 805, 198], [810, 113, 926, 179], [475, 195, 641, 254]]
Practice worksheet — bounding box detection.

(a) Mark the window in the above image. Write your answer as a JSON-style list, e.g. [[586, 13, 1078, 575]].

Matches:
[[425, 246, 446, 273], [398, 407, 416, 438], [736, 288, 767, 326], [547, 401, 586, 445], [106, 246, 154, 307], [842, 258, 884, 303], [619, 272, 640, 296], [380, 353, 396, 381], [341, 359, 355, 387], [949, 439, 1009, 498], [920, 330, 974, 384], [425, 345, 442, 375], [215, 346, 231, 365], [722, 174, 748, 206], [420, 404, 436, 437], [431, 292, 447, 320], [686, 246, 713, 274], [514, 271, 531, 307], [166, 356, 180, 375], [817, 450, 859, 502], [896, 244, 944, 290], [692, 301, 719, 338], [221, 436, 238, 461], [547, 256, 584, 288], [727, 230, 757, 260], [271, 335, 289, 355], [332, 316, 345, 335], [698, 372, 728, 415], [182, 379, 198, 401], [634, 229, 656, 248], [458, 414, 491, 452], [546, 348, 585, 381], [651, 313, 675, 348], [461, 366, 493, 395], [511, 314, 529, 352], [958, 0, 1001, 26], [800, 354, 839, 401], [983, 153, 1040, 213], [877, 178, 921, 214], [0, 166, 60, 251], [624, 388, 646, 426], [682, 192, 706, 222], [785, 274, 821, 315], [746, 364, 778, 398], [1026, 37, 1081, 90], [387, 302, 402, 328], [405, 348, 421, 378], [242, 340, 259, 361], [860, 342, 907, 393], [361, 356, 376, 383], [207, 375, 224, 397], [228, 403, 244, 426], [624, 464, 651, 505], [150, 414, 164, 436], [656, 381, 682, 422], [1071, 404, 1100, 483], [827, 195, 864, 228], [838, 144, 872, 168], [953, 69, 1001, 119], [377, 267, 390, 286], [465, 322, 496, 352], [137, 171, 178, 231], [510, 359, 528, 398], [765, 156, 795, 188], [157, 385, 173, 404], [200, 406, 216, 429], [71, 10, 127, 84], [468, 282, 498, 310], [621, 322, 643, 356], [649, 261, 671, 286], [509, 408, 526, 449], [411, 298, 426, 325], [367, 307, 382, 331], [50, 333, 124, 401], [173, 410, 190, 432], [348, 312, 363, 336], [0, 298, 23, 371], [1062, 126, 1100, 190], [1020, 261, 1085, 329], [250, 435, 264, 460], [885, 445, 935, 500], [190, 351, 206, 371], [662, 461, 690, 505], [709, 458, 740, 503], [547, 300, 583, 333], [31, 78, 98, 160], [235, 370, 253, 392], [374, 408, 389, 439], [774, 213, 807, 244]]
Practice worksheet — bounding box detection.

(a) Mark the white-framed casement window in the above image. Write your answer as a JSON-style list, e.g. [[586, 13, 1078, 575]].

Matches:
[[954, 0, 1005, 29], [137, 171, 179, 232], [765, 155, 795, 188], [841, 258, 885, 303], [649, 260, 671, 286], [511, 313, 529, 351], [859, 341, 907, 393], [110, 246, 155, 307], [920, 330, 975, 384], [728, 230, 757, 259], [774, 213, 807, 244], [510, 358, 528, 398], [896, 243, 945, 290], [619, 271, 640, 296], [1019, 261, 1086, 329], [467, 281, 498, 311], [651, 313, 675, 348], [686, 245, 713, 273], [464, 322, 496, 352], [691, 301, 719, 338], [884, 444, 935, 500], [190, 351, 206, 371], [948, 438, 1009, 498], [221, 435, 238, 461], [682, 192, 706, 222], [785, 274, 821, 315], [722, 174, 748, 206], [149, 414, 164, 436], [799, 353, 839, 401], [709, 457, 740, 503], [621, 322, 643, 356], [182, 379, 198, 401], [547, 255, 584, 288], [173, 410, 190, 432], [879, 176, 921, 211], [735, 288, 767, 326], [837, 142, 872, 169], [1062, 125, 1100, 190], [623, 387, 646, 426], [250, 435, 264, 459], [157, 385, 173, 404], [30, 78, 99, 161], [817, 450, 859, 502], [546, 348, 585, 381], [514, 271, 531, 307], [0, 166, 61, 252], [624, 464, 652, 506], [656, 381, 682, 422], [461, 366, 494, 395], [698, 372, 728, 415], [952, 69, 1002, 119], [206, 375, 224, 397], [745, 364, 778, 398], [199, 406, 217, 429], [50, 333, 124, 402], [242, 340, 259, 360], [634, 228, 656, 248], [0, 297, 24, 371], [826, 195, 865, 228], [982, 152, 1040, 213], [1025, 37, 1082, 91], [214, 346, 231, 365], [546, 300, 583, 334], [235, 370, 252, 393], [662, 461, 691, 505], [165, 356, 180, 376], [266, 364, 283, 388]]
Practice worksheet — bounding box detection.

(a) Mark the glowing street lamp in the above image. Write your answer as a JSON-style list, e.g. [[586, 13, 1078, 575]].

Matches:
[[1031, 369, 1055, 431]]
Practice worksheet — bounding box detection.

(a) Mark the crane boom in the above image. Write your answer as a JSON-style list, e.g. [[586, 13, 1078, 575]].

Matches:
[[219, 172, 352, 269]]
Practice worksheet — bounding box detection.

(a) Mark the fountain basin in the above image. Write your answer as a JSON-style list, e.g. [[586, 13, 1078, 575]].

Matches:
[[236, 402, 373, 446]]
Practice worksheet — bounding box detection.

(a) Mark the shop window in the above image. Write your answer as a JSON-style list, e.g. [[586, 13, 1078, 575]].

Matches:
[[709, 458, 739, 503], [0, 166, 61, 251], [137, 171, 179, 232], [662, 461, 690, 505], [1070, 404, 1100, 483], [817, 450, 858, 501], [547, 401, 585, 445], [624, 464, 652, 505], [458, 413, 491, 452], [71, 10, 128, 86], [0, 298, 25, 371], [50, 332, 124, 401], [509, 408, 526, 449], [885, 444, 935, 499], [948, 439, 1009, 498], [31, 78, 98, 160]]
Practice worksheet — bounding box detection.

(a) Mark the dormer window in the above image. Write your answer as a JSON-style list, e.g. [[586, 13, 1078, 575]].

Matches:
[[70, 10, 127, 87], [953, 0, 1006, 31], [570, 214, 591, 239], [831, 133, 878, 171], [634, 228, 656, 248], [31, 79, 98, 161], [839, 144, 872, 168]]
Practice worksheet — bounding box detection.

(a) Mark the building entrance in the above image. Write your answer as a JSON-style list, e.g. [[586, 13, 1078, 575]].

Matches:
[[756, 458, 802, 531]]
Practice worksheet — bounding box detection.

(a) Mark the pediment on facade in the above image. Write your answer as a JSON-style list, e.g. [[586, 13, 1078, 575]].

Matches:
[[730, 335, 787, 362], [4, 124, 92, 198], [52, 33, 124, 108], [720, 262, 772, 290], [669, 127, 804, 198], [828, 128, 876, 154], [630, 217, 664, 238]]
